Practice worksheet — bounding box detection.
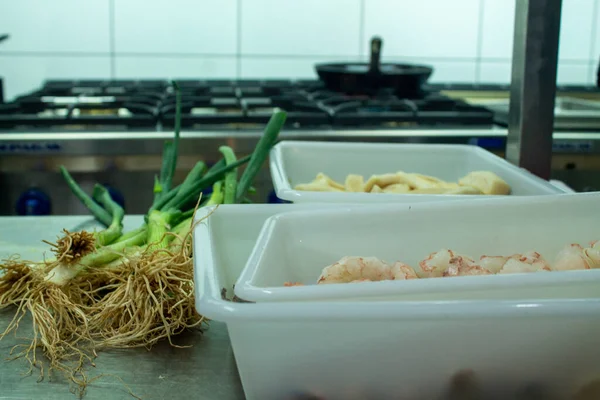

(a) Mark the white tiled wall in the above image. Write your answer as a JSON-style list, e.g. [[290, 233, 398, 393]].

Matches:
[[1, 0, 598, 100]]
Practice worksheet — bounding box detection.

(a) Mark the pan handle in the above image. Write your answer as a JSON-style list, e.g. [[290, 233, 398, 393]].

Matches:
[[368, 36, 382, 75]]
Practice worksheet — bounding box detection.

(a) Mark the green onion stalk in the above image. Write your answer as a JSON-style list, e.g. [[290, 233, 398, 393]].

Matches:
[[46, 81, 287, 286]]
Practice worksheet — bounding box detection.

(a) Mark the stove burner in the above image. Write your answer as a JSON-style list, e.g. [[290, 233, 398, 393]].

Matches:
[[0, 79, 496, 131], [1, 91, 159, 129]]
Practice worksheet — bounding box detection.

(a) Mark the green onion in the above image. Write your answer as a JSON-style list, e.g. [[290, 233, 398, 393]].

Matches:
[[92, 184, 125, 246], [161, 154, 251, 212], [219, 146, 238, 204], [60, 166, 112, 227], [57, 81, 288, 287], [205, 181, 224, 206], [207, 159, 225, 175], [152, 175, 163, 201], [155, 81, 182, 203], [45, 229, 147, 286], [236, 109, 286, 203], [162, 161, 207, 213], [150, 186, 179, 213], [114, 225, 147, 243], [157, 141, 174, 196], [147, 210, 181, 251]]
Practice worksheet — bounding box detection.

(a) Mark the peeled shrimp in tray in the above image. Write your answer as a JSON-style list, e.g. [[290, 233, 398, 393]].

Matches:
[[306, 243, 596, 288], [316, 249, 553, 286], [418, 249, 489, 278], [316, 256, 418, 284], [553, 241, 600, 271]]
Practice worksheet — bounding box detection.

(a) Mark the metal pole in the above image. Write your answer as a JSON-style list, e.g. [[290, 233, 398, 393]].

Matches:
[[506, 0, 562, 180]]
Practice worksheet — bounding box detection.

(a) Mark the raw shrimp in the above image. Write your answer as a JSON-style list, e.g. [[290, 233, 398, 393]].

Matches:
[[498, 251, 551, 274], [585, 246, 600, 266], [554, 244, 592, 271], [390, 261, 419, 280], [317, 256, 393, 284], [418, 249, 478, 278], [479, 255, 508, 274], [284, 281, 304, 287], [554, 243, 600, 271], [584, 240, 600, 266], [443, 259, 492, 277]]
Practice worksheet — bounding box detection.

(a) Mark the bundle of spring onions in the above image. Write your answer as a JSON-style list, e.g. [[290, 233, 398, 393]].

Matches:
[[0, 81, 287, 397]]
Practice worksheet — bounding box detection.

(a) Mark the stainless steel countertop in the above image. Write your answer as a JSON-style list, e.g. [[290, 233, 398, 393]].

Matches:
[[2, 320, 243, 400], [0, 216, 244, 400], [1, 128, 600, 156]]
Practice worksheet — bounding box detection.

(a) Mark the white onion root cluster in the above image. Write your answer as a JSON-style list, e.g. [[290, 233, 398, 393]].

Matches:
[[0, 224, 204, 397]]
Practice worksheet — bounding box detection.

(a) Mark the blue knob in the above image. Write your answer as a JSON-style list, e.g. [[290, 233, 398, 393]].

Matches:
[[107, 187, 125, 209], [199, 187, 213, 203], [16, 189, 52, 216], [102, 185, 125, 210], [268, 190, 290, 204]]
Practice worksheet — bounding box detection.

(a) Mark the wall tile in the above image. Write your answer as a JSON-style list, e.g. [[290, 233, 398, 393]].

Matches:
[[558, 0, 595, 61], [426, 61, 477, 83], [557, 64, 593, 85], [480, 0, 595, 62], [592, 1, 600, 59], [114, 56, 237, 79], [480, 0, 515, 59], [479, 62, 511, 83], [114, 0, 237, 55], [0, 56, 111, 101], [240, 0, 361, 56], [363, 0, 480, 58], [0, 0, 110, 53], [1, 0, 598, 99], [240, 56, 361, 79], [478, 61, 592, 85]]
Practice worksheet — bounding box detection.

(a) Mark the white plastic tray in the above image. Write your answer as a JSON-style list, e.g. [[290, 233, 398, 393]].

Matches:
[[194, 204, 600, 400], [234, 193, 600, 303], [269, 141, 565, 203]]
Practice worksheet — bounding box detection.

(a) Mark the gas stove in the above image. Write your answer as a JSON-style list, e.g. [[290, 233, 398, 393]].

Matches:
[[0, 79, 495, 131], [2, 79, 600, 217]]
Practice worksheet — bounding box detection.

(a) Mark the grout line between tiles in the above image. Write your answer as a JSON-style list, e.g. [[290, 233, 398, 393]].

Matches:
[[115, 52, 239, 58], [0, 51, 112, 57], [0, 52, 591, 65], [474, 0, 485, 83], [109, 0, 116, 79], [236, 0, 242, 79], [358, 0, 365, 59]]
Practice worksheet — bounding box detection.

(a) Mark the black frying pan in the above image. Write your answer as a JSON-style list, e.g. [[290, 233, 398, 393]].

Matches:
[[315, 36, 433, 97]]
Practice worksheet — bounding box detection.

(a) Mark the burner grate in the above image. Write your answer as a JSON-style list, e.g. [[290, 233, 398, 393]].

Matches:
[[0, 79, 496, 131]]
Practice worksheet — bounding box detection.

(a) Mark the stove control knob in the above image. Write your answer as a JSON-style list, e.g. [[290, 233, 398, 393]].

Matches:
[[267, 190, 291, 204], [16, 189, 52, 216], [102, 185, 125, 210]]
